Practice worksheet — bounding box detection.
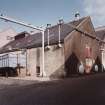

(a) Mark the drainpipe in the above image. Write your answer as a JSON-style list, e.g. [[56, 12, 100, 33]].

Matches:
[[58, 19, 63, 48], [26, 49, 28, 75], [58, 23, 61, 44], [46, 24, 51, 50], [41, 30, 46, 77], [101, 49, 104, 72], [100, 44, 104, 72]]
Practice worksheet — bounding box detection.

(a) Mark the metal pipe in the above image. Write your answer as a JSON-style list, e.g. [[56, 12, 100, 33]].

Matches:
[[46, 24, 51, 46], [17, 51, 19, 67], [25, 49, 28, 75], [0, 15, 43, 31], [58, 19, 63, 44], [0, 15, 45, 77], [102, 51, 104, 72], [7, 54, 9, 67], [42, 30, 46, 76], [58, 24, 61, 44], [1, 56, 4, 66], [47, 28, 50, 46]]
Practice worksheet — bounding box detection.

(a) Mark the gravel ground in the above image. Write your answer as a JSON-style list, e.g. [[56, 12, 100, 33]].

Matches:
[[0, 77, 39, 90], [0, 73, 105, 105]]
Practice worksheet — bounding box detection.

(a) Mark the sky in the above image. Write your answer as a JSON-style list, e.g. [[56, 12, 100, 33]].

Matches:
[[0, 0, 104, 33]]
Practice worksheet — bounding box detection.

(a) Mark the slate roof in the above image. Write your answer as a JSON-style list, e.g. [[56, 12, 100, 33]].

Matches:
[[95, 26, 105, 40], [0, 17, 87, 54]]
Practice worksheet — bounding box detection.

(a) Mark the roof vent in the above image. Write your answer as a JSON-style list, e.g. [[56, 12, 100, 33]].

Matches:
[[59, 19, 64, 24], [57, 19, 63, 48], [47, 24, 51, 28], [75, 11, 80, 20], [46, 24, 51, 50], [45, 45, 51, 50], [58, 43, 62, 48], [15, 31, 28, 40]]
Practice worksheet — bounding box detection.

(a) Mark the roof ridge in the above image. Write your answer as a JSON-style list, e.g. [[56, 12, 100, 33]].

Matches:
[[44, 16, 88, 31], [0, 16, 88, 53]]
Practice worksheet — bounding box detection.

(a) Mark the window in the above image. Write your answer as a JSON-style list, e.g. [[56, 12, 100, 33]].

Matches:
[[36, 66, 40, 77]]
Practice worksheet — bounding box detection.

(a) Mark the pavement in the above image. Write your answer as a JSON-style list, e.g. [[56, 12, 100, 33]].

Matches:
[[0, 75, 52, 89], [9, 75, 51, 81], [0, 73, 105, 105]]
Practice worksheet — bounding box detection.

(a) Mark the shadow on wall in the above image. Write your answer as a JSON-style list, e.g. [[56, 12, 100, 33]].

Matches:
[[65, 52, 80, 77], [91, 57, 102, 72], [49, 64, 65, 79]]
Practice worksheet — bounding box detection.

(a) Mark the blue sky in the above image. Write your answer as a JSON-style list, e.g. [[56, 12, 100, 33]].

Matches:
[[0, 0, 104, 32]]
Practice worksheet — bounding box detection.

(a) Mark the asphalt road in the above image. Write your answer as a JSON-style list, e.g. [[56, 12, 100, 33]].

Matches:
[[0, 73, 105, 105]]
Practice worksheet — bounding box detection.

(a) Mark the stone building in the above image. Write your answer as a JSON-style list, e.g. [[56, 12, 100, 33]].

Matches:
[[0, 16, 102, 78], [95, 26, 105, 71]]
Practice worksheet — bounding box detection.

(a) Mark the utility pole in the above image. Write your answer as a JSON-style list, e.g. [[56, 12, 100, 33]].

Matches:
[[0, 15, 46, 77]]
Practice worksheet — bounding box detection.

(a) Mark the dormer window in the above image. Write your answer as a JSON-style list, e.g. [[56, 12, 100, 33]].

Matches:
[[14, 31, 29, 40], [15, 34, 25, 40]]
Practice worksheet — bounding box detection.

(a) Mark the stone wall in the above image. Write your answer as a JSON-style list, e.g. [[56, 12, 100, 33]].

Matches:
[[26, 45, 65, 78], [27, 48, 37, 76], [44, 45, 65, 78], [24, 17, 101, 77], [64, 17, 101, 75]]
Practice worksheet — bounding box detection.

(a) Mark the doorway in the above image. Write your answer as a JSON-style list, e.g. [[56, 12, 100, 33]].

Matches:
[[65, 52, 80, 77]]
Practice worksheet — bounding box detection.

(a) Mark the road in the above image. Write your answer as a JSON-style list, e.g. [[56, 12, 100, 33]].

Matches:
[[0, 73, 105, 105]]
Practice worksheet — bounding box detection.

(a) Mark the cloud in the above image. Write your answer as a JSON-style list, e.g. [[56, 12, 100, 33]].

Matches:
[[83, 0, 105, 27]]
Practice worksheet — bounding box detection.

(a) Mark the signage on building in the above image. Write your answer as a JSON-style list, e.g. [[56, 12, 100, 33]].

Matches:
[[85, 44, 93, 73], [85, 44, 92, 58]]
